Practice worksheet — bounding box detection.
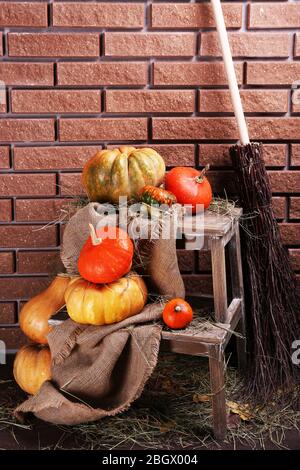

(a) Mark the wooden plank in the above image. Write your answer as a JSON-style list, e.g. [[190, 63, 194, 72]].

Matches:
[[162, 328, 227, 345], [226, 297, 241, 325], [161, 338, 209, 356], [179, 207, 242, 237]]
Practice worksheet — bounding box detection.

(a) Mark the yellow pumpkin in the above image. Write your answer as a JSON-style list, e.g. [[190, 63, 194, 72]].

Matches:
[[19, 274, 71, 345], [65, 274, 148, 326], [82, 146, 166, 204], [13, 344, 51, 395]]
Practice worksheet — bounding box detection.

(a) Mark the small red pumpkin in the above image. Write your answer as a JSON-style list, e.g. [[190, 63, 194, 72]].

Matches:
[[163, 298, 193, 330], [165, 165, 212, 213], [78, 224, 134, 284]]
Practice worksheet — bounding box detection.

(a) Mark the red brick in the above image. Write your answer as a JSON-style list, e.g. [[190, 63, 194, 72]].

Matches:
[[198, 251, 212, 272], [0, 146, 10, 168], [0, 328, 27, 349], [0, 63, 54, 86], [0, 276, 51, 301], [199, 143, 286, 167], [0, 252, 14, 274], [272, 197, 286, 220], [57, 62, 148, 86], [0, 225, 57, 249], [279, 224, 300, 246], [292, 95, 300, 113], [15, 199, 66, 222], [249, 3, 300, 29], [199, 90, 288, 114], [8, 33, 100, 58], [295, 34, 300, 57], [183, 274, 213, 296], [59, 118, 147, 142], [263, 145, 287, 167], [17, 251, 64, 275], [177, 250, 194, 273], [0, 91, 6, 113], [151, 3, 242, 29], [14, 145, 100, 170], [106, 90, 195, 113], [153, 62, 243, 86], [0, 174, 56, 196], [0, 119, 55, 142], [53, 2, 144, 28], [0, 2, 47, 27], [290, 198, 300, 220], [289, 249, 300, 271], [0, 303, 16, 324], [105, 33, 195, 57], [291, 145, 300, 166], [152, 118, 300, 141], [200, 32, 290, 58], [0, 200, 12, 222], [268, 171, 300, 193], [11, 90, 101, 114], [140, 144, 195, 167], [59, 173, 83, 197], [247, 62, 300, 85]]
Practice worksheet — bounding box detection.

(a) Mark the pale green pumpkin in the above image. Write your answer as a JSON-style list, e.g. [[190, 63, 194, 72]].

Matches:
[[82, 146, 166, 204]]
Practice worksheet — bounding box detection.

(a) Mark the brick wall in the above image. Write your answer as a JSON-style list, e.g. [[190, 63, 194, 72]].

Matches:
[[0, 1, 300, 349]]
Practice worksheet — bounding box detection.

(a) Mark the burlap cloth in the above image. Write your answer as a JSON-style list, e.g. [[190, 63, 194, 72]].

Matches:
[[15, 202, 184, 425]]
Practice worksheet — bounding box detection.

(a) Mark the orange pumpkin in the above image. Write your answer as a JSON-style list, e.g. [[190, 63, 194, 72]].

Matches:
[[78, 224, 134, 284], [65, 274, 147, 326], [19, 274, 71, 345], [162, 298, 193, 330], [165, 166, 212, 213], [13, 344, 51, 395]]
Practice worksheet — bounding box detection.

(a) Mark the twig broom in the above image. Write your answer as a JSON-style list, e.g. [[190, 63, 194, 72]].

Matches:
[[211, 0, 300, 400]]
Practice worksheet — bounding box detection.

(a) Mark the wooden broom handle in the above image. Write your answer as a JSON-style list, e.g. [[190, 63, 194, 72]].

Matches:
[[210, 0, 250, 145]]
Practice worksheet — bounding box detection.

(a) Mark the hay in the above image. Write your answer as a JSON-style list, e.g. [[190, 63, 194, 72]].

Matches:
[[2, 357, 300, 450]]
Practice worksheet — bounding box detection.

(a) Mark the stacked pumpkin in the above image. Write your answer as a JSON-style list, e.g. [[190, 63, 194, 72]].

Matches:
[[14, 146, 213, 395]]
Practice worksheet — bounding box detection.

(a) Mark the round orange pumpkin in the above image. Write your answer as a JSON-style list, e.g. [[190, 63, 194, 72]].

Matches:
[[165, 166, 212, 213], [19, 274, 71, 345], [13, 344, 51, 395], [78, 224, 134, 284], [65, 274, 148, 326], [82, 146, 166, 204], [162, 298, 193, 330]]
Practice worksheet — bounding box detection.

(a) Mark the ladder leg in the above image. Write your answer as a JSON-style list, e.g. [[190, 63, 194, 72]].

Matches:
[[228, 223, 247, 371], [209, 345, 227, 440], [211, 237, 227, 323]]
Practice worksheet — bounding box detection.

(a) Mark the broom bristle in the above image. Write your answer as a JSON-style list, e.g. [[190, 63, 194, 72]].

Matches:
[[230, 142, 300, 401]]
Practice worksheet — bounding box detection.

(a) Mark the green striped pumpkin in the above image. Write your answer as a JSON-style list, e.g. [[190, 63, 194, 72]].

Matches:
[[82, 146, 165, 204], [140, 185, 177, 207]]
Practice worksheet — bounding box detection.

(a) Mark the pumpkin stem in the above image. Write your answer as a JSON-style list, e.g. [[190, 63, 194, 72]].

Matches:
[[174, 305, 182, 313], [89, 223, 102, 246], [195, 164, 210, 183]]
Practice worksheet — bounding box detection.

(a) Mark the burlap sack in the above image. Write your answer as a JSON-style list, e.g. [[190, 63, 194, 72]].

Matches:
[[14, 202, 185, 425], [15, 304, 162, 425], [61, 202, 185, 299]]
